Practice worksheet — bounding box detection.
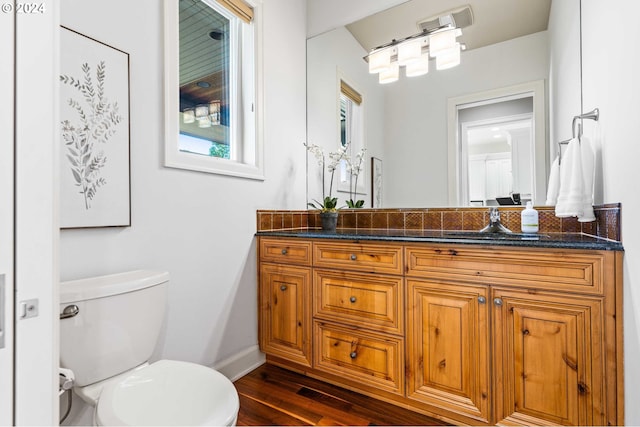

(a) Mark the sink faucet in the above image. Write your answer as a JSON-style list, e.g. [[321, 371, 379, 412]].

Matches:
[[480, 207, 512, 233]]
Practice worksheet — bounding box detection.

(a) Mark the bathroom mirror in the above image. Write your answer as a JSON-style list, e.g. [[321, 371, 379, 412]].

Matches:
[[306, 0, 582, 208]]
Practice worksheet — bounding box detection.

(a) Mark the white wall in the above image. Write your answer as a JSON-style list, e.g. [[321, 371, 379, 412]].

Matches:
[[383, 31, 549, 207], [59, 0, 306, 422], [580, 1, 640, 424], [548, 0, 582, 151], [306, 26, 385, 208]]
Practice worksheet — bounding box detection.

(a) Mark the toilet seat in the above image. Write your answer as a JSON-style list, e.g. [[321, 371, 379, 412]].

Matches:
[[95, 360, 239, 426]]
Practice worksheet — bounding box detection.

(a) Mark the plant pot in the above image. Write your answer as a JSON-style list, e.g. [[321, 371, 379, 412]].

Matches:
[[320, 211, 338, 232]]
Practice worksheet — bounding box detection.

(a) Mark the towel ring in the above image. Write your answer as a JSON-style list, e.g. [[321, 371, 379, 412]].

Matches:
[[558, 108, 600, 165], [571, 108, 600, 140]]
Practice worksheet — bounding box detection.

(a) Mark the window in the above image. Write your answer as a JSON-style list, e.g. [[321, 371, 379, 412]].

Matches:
[[164, 0, 263, 179], [338, 79, 365, 195]]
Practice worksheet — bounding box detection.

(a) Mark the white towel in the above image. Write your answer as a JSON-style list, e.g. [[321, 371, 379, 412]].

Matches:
[[554, 137, 596, 221], [578, 137, 596, 222], [555, 138, 584, 217], [545, 156, 560, 205]]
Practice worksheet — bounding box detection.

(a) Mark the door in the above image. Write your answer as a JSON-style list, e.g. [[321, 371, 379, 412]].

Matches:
[[492, 287, 606, 426], [407, 279, 491, 425], [13, 1, 59, 424], [0, 4, 16, 424], [259, 264, 311, 367]]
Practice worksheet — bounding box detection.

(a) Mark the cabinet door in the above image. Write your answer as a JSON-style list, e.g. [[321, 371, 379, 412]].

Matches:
[[492, 288, 605, 426], [259, 263, 311, 367], [407, 279, 490, 424]]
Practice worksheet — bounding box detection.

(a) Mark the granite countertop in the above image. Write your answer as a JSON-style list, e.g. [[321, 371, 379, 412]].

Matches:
[[256, 228, 624, 251]]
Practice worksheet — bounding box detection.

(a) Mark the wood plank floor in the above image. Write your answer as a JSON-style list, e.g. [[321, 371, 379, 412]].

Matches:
[[233, 364, 449, 426]]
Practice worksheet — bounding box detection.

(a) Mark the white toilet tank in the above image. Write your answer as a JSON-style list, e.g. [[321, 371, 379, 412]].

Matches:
[[60, 270, 169, 387]]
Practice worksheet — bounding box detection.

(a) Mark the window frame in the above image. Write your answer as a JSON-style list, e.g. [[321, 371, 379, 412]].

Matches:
[[164, 0, 264, 180], [336, 76, 366, 196]]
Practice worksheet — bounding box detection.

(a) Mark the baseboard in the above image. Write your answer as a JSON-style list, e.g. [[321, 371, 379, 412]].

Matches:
[[213, 344, 265, 381]]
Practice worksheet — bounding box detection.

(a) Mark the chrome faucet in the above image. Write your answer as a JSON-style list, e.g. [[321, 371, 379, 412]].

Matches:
[[480, 207, 512, 233]]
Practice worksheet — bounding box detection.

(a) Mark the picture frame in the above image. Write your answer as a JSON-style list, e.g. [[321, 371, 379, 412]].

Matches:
[[371, 157, 382, 208], [59, 26, 131, 228]]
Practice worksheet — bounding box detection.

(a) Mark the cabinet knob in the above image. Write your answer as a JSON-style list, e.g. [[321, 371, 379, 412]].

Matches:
[[350, 351, 357, 359], [281, 248, 288, 255], [350, 254, 357, 261], [349, 296, 357, 303], [493, 297, 503, 306], [280, 285, 287, 291], [478, 296, 486, 304]]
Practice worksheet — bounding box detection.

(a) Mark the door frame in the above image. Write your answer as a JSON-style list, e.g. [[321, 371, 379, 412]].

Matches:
[[447, 80, 547, 206], [0, 3, 16, 424]]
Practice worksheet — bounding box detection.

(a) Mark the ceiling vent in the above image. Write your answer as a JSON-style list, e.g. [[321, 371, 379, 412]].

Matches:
[[417, 5, 474, 32]]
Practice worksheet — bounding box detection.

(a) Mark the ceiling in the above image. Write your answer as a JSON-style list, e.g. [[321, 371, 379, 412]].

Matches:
[[345, 0, 552, 53], [179, 0, 228, 106]]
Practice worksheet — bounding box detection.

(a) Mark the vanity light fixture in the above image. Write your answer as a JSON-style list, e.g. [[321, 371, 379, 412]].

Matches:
[[365, 26, 464, 83], [435, 42, 461, 70], [365, 12, 467, 83]]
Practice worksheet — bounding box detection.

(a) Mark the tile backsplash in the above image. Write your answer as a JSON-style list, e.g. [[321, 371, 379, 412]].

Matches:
[[257, 203, 621, 242]]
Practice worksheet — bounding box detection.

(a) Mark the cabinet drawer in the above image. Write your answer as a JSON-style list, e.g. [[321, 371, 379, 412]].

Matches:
[[406, 245, 607, 295], [313, 242, 403, 275], [259, 238, 312, 266], [313, 270, 403, 335], [313, 322, 404, 395]]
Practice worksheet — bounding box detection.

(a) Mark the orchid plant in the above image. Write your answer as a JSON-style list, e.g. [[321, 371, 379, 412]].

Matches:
[[304, 142, 348, 212], [345, 147, 366, 208]]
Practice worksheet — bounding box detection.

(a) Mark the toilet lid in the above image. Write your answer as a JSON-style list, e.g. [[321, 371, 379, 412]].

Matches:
[[95, 360, 240, 426]]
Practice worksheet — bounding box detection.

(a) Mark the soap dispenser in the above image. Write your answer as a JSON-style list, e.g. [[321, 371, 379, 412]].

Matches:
[[521, 202, 539, 233]]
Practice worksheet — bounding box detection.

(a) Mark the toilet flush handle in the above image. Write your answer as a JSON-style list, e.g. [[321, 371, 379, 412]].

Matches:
[[60, 304, 79, 319]]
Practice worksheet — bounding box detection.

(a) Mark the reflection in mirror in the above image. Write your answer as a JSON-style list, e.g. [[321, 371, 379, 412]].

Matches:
[[455, 94, 536, 206], [306, 0, 582, 207], [338, 81, 365, 197], [460, 98, 533, 206], [306, 27, 386, 208]]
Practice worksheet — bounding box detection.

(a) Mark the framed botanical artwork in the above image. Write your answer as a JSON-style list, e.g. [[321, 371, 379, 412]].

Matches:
[[371, 157, 382, 208], [59, 26, 131, 228]]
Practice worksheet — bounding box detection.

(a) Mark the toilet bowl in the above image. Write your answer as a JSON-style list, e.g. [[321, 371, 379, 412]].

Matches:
[[60, 270, 239, 426], [93, 360, 238, 426]]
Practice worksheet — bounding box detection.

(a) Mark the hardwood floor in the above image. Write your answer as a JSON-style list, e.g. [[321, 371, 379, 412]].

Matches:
[[233, 364, 448, 426]]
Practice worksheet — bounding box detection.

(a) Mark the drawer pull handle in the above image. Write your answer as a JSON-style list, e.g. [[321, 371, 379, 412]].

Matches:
[[478, 296, 486, 304], [349, 296, 357, 303], [60, 304, 79, 319], [280, 285, 287, 291], [350, 254, 357, 261], [494, 297, 503, 306], [350, 351, 357, 359], [281, 249, 288, 255]]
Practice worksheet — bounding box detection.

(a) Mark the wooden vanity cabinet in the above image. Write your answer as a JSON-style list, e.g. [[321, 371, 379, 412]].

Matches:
[[258, 237, 623, 426], [406, 245, 622, 426], [258, 239, 312, 367]]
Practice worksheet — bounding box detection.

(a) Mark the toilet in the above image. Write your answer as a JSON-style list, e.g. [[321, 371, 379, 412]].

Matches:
[[59, 270, 239, 426]]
